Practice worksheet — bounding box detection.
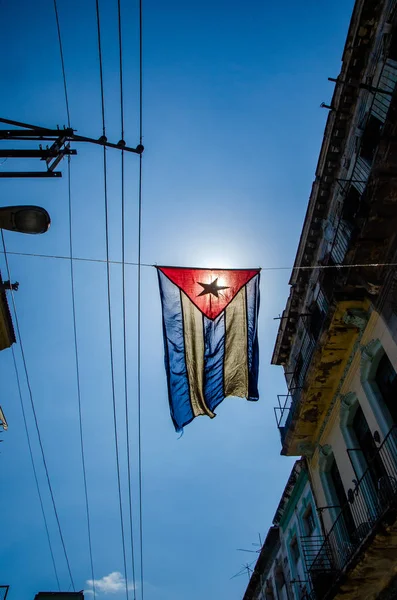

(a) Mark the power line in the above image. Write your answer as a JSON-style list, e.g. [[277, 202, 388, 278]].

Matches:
[[118, 0, 125, 143], [0, 231, 75, 590], [0, 250, 153, 267], [95, 2, 129, 598], [54, 5, 96, 591], [137, 0, 144, 596], [67, 157, 96, 598], [1, 250, 397, 272], [10, 345, 61, 591], [117, 0, 137, 595], [95, 0, 106, 136], [139, 0, 143, 145], [53, 0, 71, 127]]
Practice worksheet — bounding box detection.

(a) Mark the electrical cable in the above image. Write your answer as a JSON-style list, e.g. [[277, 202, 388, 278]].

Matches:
[[53, 0, 71, 127], [0, 231, 75, 591], [95, 3, 129, 598], [67, 157, 97, 598], [117, 0, 137, 595], [10, 345, 61, 591], [137, 0, 144, 595], [95, 0, 106, 138], [1, 251, 397, 272], [0, 251, 153, 267], [54, 5, 97, 592]]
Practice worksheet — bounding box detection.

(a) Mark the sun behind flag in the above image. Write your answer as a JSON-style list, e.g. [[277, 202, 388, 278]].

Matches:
[[157, 266, 260, 431]]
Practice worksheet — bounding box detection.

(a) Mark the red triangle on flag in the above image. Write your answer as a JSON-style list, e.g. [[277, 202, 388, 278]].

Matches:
[[158, 267, 259, 320]]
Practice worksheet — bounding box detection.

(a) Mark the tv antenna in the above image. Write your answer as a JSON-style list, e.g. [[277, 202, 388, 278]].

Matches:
[[237, 532, 263, 554], [230, 561, 256, 581]]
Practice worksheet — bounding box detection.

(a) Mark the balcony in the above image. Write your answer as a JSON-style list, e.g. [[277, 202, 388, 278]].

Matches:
[[305, 426, 397, 600], [372, 58, 397, 125], [330, 219, 353, 266], [275, 291, 369, 456], [274, 291, 327, 447]]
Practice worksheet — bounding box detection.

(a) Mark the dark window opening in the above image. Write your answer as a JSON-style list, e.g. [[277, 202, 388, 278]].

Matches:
[[360, 114, 383, 163], [303, 504, 315, 536], [309, 302, 323, 341], [320, 266, 337, 301], [275, 568, 286, 591], [375, 352, 397, 424], [290, 537, 300, 564], [265, 581, 275, 600], [352, 405, 386, 485], [294, 353, 303, 386], [330, 458, 355, 539], [387, 27, 397, 62], [342, 186, 361, 223]]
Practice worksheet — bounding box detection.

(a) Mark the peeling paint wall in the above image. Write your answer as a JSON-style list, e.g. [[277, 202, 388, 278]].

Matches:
[[308, 307, 397, 579]]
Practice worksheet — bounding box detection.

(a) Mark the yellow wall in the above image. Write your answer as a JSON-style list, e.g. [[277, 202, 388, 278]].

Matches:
[[308, 308, 397, 532]]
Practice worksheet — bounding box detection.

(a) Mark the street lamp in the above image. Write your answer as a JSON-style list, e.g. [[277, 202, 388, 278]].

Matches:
[[0, 205, 50, 234]]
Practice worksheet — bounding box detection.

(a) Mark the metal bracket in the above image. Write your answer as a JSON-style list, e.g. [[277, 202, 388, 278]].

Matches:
[[0, 116, 144, 178]]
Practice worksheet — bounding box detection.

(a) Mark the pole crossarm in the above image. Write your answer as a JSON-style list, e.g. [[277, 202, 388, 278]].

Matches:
[[0, 117, 144, 178]]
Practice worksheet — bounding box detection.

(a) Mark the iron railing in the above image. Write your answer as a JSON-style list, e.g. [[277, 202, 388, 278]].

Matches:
[[307, 425, 397, 600], [372, 58, 397, 124], [330, 219, 353, 265], [301, 535, 326, 571], [351, 156, 371, 196], [274, 291, 329, 441]]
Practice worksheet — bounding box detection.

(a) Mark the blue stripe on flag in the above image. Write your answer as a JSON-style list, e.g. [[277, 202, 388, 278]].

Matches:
[[203, 312, 225, 412], [158, 271, 194, 431], [246, 275, 260, 400]]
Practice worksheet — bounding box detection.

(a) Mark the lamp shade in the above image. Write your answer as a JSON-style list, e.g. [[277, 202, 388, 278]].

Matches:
[[0, 205, 50, 234]]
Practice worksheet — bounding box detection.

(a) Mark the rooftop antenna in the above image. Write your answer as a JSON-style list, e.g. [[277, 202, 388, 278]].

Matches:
[[237, 532, 263, 554], [230, 561, 256, 581]]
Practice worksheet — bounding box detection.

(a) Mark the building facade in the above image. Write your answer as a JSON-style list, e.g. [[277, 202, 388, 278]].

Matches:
[[244, 460, 322, 600], [246, 0, 397, 598]]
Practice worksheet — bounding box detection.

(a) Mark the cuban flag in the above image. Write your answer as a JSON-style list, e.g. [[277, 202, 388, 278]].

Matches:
[[157, 267, 260, 431]]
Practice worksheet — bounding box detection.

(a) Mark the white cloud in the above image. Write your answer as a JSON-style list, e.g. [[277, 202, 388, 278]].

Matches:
[[85, 572, 135, 595]]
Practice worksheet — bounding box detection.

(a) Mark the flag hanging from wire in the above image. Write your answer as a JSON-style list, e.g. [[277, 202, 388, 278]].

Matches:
[[157, 267, 260, 431]]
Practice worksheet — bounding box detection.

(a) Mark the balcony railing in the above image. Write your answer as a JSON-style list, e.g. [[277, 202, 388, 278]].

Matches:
[[307, 425, 397, 600], [372, 58, 397, 124], [330, 219, 353, 265], [351, 156, 371, 196], [274, 291, 329, 441]]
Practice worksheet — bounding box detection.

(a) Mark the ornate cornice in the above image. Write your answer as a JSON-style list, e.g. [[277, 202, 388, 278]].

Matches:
[[343, 309, 369, 331], [360, 338, 382, 381]]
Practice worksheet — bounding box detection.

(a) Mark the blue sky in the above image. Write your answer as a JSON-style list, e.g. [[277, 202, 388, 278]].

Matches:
[[0, 1, 353, 599]]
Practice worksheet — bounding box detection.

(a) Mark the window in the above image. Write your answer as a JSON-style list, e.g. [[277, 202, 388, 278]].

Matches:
[[320, 266, 338, 301], [361, 340, 396, 438], [360, 114, 382, 163], [303, 504, 315, 536], [352, 405, 386, 485], [342, 186, 361, 223], [387, 28, 397, 62], [275, 567, 286, 590], [309, 302, 323, 341], [290, 536, 300, 564], [265, 579, 275, 600], [329, 458, 356, 539], [375, 353, 397, 423], [295, 353, 303, 381]]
